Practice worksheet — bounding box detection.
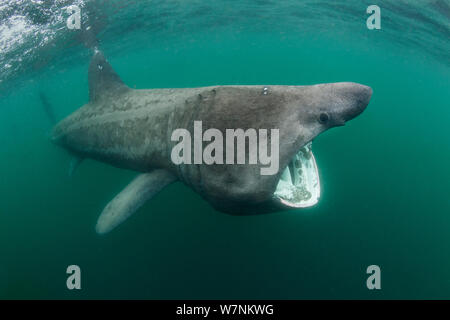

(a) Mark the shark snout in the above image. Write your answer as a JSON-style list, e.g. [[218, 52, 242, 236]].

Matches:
[[356, 84, 373, 110], [341, 83, 372, 122]]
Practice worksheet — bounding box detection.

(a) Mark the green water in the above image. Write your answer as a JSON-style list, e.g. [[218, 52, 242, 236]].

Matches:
[[0, 0, 449, 299]]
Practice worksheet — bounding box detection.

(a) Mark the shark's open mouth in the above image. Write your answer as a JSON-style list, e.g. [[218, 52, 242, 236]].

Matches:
[[274, 142, 320, 208]]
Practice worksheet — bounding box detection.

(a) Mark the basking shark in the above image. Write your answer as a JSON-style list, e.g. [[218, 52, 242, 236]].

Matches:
[[51, 51, 372, 234]]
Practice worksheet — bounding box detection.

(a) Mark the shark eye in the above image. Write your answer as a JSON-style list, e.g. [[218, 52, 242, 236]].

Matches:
[[319, 112, 329, 124]]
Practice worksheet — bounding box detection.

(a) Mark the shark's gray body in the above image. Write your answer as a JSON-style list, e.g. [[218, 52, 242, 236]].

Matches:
[[52, 51, 372, 234]]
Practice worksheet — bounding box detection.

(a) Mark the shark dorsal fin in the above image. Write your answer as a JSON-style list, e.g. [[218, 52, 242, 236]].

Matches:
[[89, 50, 129, 102]]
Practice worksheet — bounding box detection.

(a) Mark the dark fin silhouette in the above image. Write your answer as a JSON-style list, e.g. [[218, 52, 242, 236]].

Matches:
[[78, 1, 108, 49], [39, 91, 57, 125], [77, 26, 100, 49], [72, 1, 105, 49], [88, 51, 129, 102], [69, 156, 84, 177]]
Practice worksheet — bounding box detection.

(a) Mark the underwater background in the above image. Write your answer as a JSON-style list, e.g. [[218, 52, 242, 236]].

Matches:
[[0, 0, 449, 299]]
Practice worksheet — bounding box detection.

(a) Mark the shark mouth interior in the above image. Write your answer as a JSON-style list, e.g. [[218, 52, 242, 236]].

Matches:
[[274, 142, 320, 208]]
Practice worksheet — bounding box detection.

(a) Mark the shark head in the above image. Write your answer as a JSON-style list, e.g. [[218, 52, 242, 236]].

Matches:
[[270, 82, 372, 209], [182, 83, 373, 214]]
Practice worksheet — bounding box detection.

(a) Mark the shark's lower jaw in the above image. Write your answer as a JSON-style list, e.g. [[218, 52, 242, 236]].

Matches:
[[274, 142, 321, 208]]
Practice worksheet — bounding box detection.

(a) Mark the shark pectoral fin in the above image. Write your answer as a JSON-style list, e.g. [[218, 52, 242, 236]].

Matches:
[[95, 170, 177, 235], [69, 156, 84, 177]]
